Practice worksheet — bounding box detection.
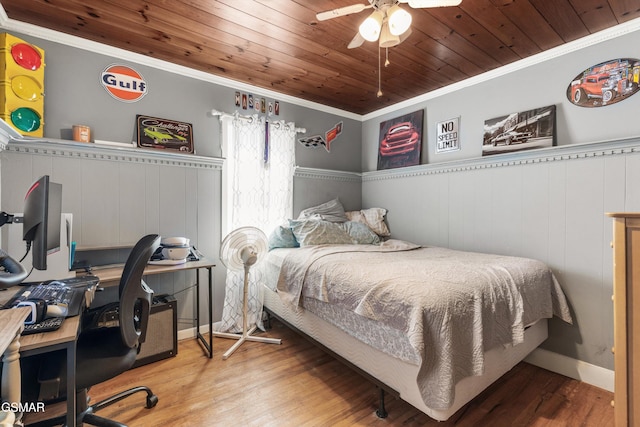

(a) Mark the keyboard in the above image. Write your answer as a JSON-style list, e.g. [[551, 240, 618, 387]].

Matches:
[[22, 316, 64, 335], [3, 276, 99, 318]]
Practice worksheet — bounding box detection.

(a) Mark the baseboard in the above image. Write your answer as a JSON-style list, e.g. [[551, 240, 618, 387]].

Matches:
[[524, 348, 614, 392], [177, 325, 615, 393], [177, 325, 208, 341]]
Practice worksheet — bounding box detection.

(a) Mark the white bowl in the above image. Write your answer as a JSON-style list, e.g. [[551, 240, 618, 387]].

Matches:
[[162, 246, 190, 260], [161, 237, 190, 247]]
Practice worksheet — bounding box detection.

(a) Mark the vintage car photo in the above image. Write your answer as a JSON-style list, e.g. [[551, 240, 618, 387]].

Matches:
[[136, 115, 194, 153], [483, 105, 556, 156], [567, 58, 640, 107], [489, 130, 533, 146]]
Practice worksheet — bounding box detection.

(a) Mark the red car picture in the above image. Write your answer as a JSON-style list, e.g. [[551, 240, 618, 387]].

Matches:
[[567, 58, 640, 107], [377, 110, 423, 170]]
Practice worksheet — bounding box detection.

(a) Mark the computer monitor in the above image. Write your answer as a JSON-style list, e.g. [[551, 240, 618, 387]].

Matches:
[[22, 175, 62, 270]]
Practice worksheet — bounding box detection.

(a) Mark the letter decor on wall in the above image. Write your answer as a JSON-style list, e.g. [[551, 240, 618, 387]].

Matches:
[[482, 105, 556, 157], [101, 64, 148, 103], [567, 58, 640, 107], [234, 91, 280, 115]]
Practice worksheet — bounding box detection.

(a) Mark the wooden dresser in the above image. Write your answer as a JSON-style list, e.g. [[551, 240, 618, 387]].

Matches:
[[608, 212, 640, 426]]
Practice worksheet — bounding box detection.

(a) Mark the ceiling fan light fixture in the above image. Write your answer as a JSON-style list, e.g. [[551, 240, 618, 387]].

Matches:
[[406, 0, 462, 7], [388, 5, 412, 36], [359, 10, 384, 42], [379, 23, 400, 48]]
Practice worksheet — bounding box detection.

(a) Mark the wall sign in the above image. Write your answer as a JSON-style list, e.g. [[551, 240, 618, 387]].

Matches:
[[567, 58, 640, 107], [136, 115, 193, 153], [101, 64, 148, 103], [298, 121, 343, 153], [436, 117, 460, 153]]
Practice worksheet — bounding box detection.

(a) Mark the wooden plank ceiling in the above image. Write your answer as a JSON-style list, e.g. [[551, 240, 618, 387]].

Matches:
[[2, 0, 639, 115]]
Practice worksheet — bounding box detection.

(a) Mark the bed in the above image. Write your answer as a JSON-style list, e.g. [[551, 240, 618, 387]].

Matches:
[[258, 219, 572, 421]]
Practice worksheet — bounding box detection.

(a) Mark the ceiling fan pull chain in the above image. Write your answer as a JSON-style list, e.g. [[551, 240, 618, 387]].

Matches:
[[377, 47, 383, 97]]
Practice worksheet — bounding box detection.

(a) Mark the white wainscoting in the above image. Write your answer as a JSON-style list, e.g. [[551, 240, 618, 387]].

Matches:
[[295, 137, 640, 392], [0, 138, 225, 328]]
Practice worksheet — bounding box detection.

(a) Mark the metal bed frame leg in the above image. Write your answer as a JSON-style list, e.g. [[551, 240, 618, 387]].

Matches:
[[376, 387, 388, 418]]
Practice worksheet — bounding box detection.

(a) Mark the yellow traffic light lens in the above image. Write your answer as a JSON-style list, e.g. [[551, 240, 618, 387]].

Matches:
[[11, 75, 42, 101]]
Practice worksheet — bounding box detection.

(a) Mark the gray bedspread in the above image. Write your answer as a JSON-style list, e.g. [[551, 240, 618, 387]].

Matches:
[[275, 240, 572, 410]]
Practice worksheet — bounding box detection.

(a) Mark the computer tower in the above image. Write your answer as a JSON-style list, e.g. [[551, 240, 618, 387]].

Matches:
[[133, 294, 178, 368]]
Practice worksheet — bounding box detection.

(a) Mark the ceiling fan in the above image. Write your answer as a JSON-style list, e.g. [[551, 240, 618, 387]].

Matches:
[[317, 0, 462, 49]]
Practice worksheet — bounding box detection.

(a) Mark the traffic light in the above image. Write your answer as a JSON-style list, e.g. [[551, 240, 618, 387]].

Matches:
[[0, 33, 45, 137]]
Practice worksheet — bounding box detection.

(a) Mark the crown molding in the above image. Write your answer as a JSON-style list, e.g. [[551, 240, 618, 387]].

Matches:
[[0, 7, 361, 122], [362, 17, 640, 121], [2, 5, 638, 123]]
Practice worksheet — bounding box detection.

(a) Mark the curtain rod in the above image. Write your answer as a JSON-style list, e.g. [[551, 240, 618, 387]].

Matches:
[[210, 109, 306, 134]]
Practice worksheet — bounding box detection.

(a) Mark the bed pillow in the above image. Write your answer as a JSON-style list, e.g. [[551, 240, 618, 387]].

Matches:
[[345, 207, 391, 237], [297, 198, 348, 223], [289, 219, 354, 246], [268, 225, 299, 250], [341, 221, 381, 245]]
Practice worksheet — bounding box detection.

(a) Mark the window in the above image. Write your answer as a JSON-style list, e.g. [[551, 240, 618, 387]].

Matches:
[[217, 114, 296, 332]]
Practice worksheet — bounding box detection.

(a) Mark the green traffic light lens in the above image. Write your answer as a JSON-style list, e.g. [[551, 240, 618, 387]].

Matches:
[[11, 107, 41, 132]]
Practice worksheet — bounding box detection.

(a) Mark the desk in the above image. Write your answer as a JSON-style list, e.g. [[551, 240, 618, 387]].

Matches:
[[89, 258, 216, 358], [0, 307, 30, 426], [0, 286, 93, 427], [20, 316, 80, 427]]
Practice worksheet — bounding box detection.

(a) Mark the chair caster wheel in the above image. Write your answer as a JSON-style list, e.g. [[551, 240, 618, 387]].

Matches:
[[146, 394, 159, 408]]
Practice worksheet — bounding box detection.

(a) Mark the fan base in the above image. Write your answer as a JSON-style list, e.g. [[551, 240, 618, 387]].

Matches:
[[214, 325, 282, 359]]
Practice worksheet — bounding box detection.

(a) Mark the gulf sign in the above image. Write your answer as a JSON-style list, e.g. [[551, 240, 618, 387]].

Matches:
[[100, 64, 147, 102]]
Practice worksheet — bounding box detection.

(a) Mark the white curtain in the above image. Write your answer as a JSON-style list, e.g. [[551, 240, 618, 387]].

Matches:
[[217, 113, 295, 333]]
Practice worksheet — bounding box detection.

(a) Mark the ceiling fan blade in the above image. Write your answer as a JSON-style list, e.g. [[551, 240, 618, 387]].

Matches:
[[316, 4, 372, 21], [399, 0, 462, 8], [348, 32, 365, 49]]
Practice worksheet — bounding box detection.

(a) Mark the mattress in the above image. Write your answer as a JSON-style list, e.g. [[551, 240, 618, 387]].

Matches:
[[262, 284, 549, 421], [260, 241, 571, 412]]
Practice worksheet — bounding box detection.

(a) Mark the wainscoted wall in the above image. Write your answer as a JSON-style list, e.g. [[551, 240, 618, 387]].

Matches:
[[293, 167, 362, 217], [362, 137, 640, 377], [1, 139, 224, 330]]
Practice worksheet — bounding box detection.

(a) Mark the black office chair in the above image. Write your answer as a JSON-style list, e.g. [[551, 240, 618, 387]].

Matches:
[[30, 234, 161, 427]]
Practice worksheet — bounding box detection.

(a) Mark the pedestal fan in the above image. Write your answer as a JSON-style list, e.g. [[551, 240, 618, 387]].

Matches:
[[215, 226, 281, 359]]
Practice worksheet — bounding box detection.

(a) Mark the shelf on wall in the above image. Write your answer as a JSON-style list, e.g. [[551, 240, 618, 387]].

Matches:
[[4, 137, 224, 170]]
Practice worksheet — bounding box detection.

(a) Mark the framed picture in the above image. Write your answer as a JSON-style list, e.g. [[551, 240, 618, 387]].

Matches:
[[377, 109, 424, 170], [136, 115, 194, 154], [482, 105, 556, 157]]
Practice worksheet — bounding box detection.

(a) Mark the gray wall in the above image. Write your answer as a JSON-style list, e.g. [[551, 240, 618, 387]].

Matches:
[[12, 31, 362, 169], [361, 27, 640, 371], [0, 28, 362, 328]]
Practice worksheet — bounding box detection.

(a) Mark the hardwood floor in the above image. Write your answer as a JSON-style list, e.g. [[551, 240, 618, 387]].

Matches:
[[42, 320, 615, 426]]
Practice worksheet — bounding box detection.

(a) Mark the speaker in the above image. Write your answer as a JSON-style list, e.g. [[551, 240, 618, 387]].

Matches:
[[133, 294, 178, 368]]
